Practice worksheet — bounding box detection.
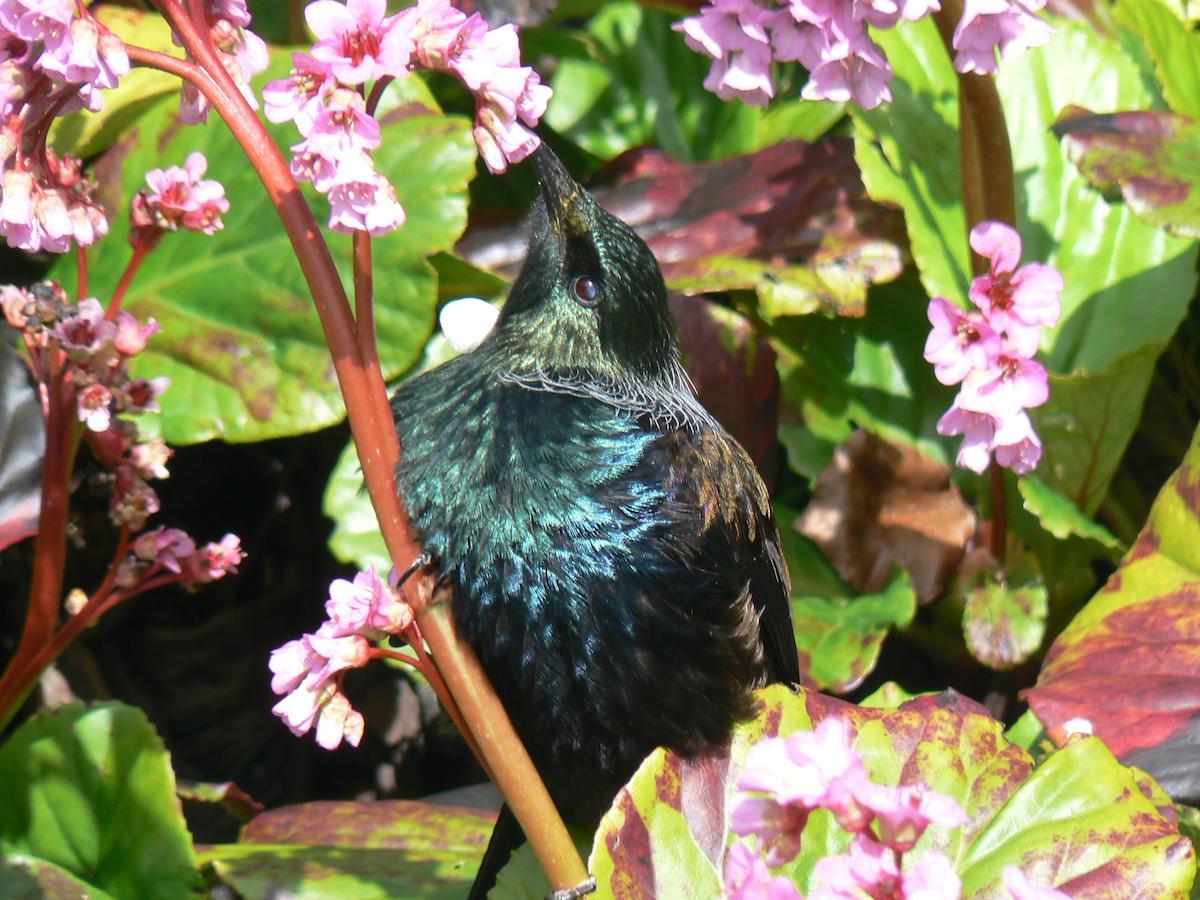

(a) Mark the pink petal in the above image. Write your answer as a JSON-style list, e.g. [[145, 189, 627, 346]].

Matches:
[[969, 220, 1021, 273]]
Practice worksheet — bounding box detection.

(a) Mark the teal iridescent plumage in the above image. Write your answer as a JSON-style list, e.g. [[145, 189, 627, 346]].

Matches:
[[391, 146, 799, 889]]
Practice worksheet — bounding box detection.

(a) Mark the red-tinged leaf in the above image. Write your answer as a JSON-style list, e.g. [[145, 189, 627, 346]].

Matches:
[[1025, 422, 1200, 804], [239, 799, 495, 852], [589, 686, 1195, 896], [177, 780, 264, 823], [962, 575, 1049, 671], [458, 140, 904, 317], [669, 295, 780, 482], [0, 340, 41, 551], [1055, 106, 1200, 238]]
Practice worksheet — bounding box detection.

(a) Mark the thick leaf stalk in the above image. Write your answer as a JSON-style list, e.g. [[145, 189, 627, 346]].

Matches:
[[131, 2, 588, 891]]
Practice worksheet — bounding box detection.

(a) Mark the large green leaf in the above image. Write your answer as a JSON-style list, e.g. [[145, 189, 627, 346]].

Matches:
[[589, 686, 1196, 895], [1026, 421, 1200, 804], [0, 855, 118, 900], [201, 799, 494, 900], [52, 53, 476, 445], [1115, 0, 1200, 118], [1018, 474, 1122, 548], [1031, 342, 1163, 514], [0, 702, 200, 899], [852, 17, 969, 307], [995, 22, 1198, 377]]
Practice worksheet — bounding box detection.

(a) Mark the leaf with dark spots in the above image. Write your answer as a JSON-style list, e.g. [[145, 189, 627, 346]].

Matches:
[[457, 139, 904, 317], [962, 574, 1049, 671], [797, 430, 976, 605], [669, 295, 780, 482], [1026, 422, 1200, 804], [239, 799, 494, 852], [1055, 106, 1200, 238], [589, 685, 1195, 895], [51, 53, 475, 445], [0, 340, 41, 551]]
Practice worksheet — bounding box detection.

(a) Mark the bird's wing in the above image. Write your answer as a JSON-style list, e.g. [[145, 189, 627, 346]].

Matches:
[[643, 425, 800, 687]]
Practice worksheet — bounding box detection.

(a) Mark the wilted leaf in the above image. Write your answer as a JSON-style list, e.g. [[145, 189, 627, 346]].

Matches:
[[797, 430, 976, 604], [1054, 107, 1200, 238], [0, 702, 200, 899], [590, 685, 1195, 896], [1026, 421, 1200, 804], [458, 139, 904, 318], [963, 576, 1050, 670], [49, 8, 180, 158], [1114, 0, 1200, 118], [1018, 474, 1122, 548], [52, 55, 475, 445], [0, 340, 41, 551], [790, 565, 917, 693]]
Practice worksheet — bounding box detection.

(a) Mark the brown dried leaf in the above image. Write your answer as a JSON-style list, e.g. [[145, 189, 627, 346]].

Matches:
[[797, 430, 976, 603]]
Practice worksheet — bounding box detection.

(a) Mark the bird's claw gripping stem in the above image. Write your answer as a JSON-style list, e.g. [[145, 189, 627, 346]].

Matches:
[[546, 875, 597, 900]]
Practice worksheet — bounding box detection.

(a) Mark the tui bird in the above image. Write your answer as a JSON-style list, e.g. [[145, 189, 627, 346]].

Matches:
[[391, 145, 799, 896]]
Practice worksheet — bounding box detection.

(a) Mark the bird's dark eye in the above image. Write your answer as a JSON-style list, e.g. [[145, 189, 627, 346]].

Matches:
[[572, 276, 600, 307]]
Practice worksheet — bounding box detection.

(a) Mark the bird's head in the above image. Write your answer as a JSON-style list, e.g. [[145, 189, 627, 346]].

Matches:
[[493, 145, 678, 383]]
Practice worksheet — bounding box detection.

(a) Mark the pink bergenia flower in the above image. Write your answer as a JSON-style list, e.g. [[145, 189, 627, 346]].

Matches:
[[270, 627, 370, 750], [723, 841, 803, 900], [811, 834, 897, 898], [729, 795, 808, 867], [953, 0, 1051, 75], [186, 534, 244, 584], [175, 0, 267, 124], [872, 784, 968, 852], [325, 565, 415, 638], [113, 310, 161, 357], [902, 851, 962, 899], [991, 410, 1042, 475], [119, 375, 170, 414], [129, 437, 172, 480], [77, 382, 113, 432], [297, 88, 382, 169], [133, 527, 197, 574], [957, 353, 1048, 420], [132, 152, 230, 242], [263, 52, 333, 132], [801, 29, 894, 108], [1003, 866, 1069, 899], [55, 297, 115, 357], [924, 297, 1001, 385], [969, 221, 1062, 357], [675, 0, 776, 106], [937, 405, 995, 474], [307, 0, 413, 84], [325, 153, 406, 235]]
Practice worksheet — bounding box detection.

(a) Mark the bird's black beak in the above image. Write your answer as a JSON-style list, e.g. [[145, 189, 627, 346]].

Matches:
[[530, 144, 588, 238]]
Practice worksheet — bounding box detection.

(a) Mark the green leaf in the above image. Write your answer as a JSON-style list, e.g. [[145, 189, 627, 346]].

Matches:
[[51, 55, 476, 445], [0, 855, 118, 900], [1005, 708, 1051, 755], [324, 437, 389, 572], [49, 8, 180, 159], [755, 100, 846, 150], [1026, 421, 1200, 803], [1018, 474, 1123, 548], [773, 281, 952, 478], [1055, 107, 1200, 239], [491, 827, 593, 899], [1031, 342, 1163, 514], [790, 566, 918, 693], [851, 17, 968, 306], [591, 685, 1197, 895], [0, 702, 200, 899], [200, 844, 475, 899], [995, 22, 1199, 376], [1115, 0, 1200, 118], [962, 575, 1049, 670]]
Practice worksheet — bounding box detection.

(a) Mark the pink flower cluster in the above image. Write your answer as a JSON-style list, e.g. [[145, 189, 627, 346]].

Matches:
[[675, 0, 1051, 110], [115, 528, 244, 592], [174, 0, 268, 124], [264, 0, 550, 235], [131, 152, 230, 251], [270, 566, 415, 750], [726, 716, 967, 899], [926, 221, 1062, 475], [0, 2, 128, 252]]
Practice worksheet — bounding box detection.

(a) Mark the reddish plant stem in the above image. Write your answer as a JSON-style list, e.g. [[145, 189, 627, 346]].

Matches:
[[128, 23, 587, 891], [106, 243, 150, 321], [934, 0, 1016, 566], [75, 244, 88, 299], [351, 232, 395, 441]]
